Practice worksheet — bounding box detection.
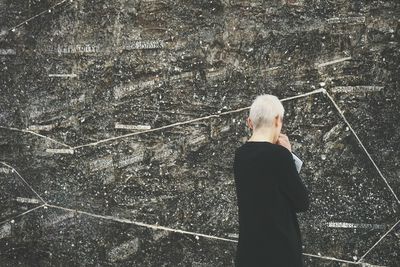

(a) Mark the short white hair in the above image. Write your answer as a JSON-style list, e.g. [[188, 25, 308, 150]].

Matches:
[[249, 94, 284, 129]]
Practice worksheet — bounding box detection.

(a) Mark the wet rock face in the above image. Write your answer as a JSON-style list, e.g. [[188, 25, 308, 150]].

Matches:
[[0, 0, 399, 266]]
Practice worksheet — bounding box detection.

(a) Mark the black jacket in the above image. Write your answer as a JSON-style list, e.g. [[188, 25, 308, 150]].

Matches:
[[233, 141, 310, 267]]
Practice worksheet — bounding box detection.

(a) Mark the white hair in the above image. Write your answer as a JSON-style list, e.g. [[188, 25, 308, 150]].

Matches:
[[249, 94, 284, 129]]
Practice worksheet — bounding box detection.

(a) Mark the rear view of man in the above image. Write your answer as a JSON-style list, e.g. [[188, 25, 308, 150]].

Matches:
[[233, 94, 310, 267]]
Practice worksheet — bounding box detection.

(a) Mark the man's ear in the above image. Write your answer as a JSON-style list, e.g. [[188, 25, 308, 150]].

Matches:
[[246, 117, 253, 130], [274, 115, 280, 127]]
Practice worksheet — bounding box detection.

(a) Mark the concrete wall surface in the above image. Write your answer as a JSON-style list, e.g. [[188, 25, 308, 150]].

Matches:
[[0, 0, 399, 266]]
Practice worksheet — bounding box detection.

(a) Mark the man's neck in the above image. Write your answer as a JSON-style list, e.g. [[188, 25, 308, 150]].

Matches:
[[248, 129, 276, 143]]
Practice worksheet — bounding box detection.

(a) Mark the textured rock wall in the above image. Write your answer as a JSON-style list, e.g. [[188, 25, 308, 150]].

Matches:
[[0, 0, 399, 266]]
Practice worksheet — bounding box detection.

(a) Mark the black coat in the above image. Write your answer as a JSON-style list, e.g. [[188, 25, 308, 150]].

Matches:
[[233, 141, 310, 267]]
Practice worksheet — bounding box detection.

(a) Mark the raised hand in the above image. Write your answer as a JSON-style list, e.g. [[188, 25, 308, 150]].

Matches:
[[276, 133, 292, 152]]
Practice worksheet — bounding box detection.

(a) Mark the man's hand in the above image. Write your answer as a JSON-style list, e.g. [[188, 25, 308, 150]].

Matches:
[[276, 133, 292, 152]]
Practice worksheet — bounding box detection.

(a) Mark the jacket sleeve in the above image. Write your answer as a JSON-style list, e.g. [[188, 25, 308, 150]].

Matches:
[[276, 147, 310, 212]]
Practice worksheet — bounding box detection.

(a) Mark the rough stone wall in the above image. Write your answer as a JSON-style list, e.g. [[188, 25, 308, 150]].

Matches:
[[0, 0, 399, 266]]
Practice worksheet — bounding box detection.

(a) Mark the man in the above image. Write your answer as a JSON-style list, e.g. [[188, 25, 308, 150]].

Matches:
[[233, 94, 310, 267]]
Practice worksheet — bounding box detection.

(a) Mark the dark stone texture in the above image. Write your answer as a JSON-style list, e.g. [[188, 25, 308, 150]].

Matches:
[[1, 0, 399, 266]]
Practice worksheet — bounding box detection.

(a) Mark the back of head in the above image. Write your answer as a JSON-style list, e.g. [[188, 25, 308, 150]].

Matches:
[[249, 94, 285, 129]]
